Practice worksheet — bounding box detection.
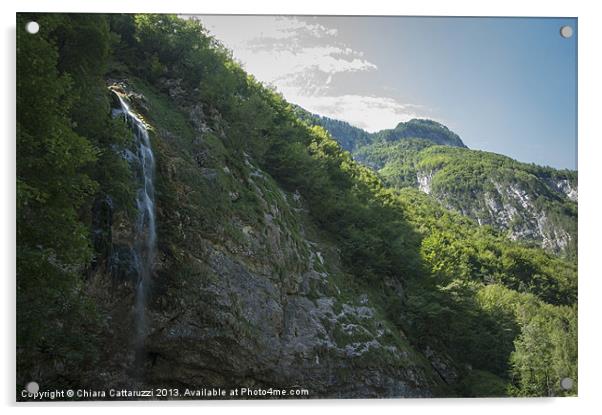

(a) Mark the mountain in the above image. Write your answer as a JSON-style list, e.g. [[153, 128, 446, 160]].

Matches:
[[294, 107, 466, 151], [301, 111, 577, 256], [17, 13, 577, 399], [356, 140, 577, 255], [373, 119, 467, 148]]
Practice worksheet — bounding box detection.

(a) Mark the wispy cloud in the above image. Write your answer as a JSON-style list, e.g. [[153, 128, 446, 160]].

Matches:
[[190, 15, 425, 132], [293, 95, 422, 132]]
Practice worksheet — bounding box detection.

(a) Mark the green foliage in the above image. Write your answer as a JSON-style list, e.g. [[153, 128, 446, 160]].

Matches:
[[398, 188, 576, 305], [16, 13, 577, 398], [17, 13, 104, 383], [351, 137, 578, 257], [307, 109, 578, 259], [298, 107, 467, 150], [456, 370, 510, 397], [478, 285, 577, 396], [373, 118, 467, 148], [17, 13, 136, 386], [395, 187, 576, 393], [259, 124, 420, 282], [352, 138, 431, 188], [112, 14, 578, 397], [293, 106, 373, 152]]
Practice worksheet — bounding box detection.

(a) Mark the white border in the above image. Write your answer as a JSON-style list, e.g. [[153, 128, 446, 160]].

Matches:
[[2, 1, 601, 414]]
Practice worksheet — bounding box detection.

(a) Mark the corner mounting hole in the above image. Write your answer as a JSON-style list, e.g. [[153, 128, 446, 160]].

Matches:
[[560, 25, 573, 39], [25, 381, 39, 394], [25, 21, 39, 34], [560, 377, 574, 390]]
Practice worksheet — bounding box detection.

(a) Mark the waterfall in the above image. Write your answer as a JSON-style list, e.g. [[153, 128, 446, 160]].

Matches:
[[113, 92, 157, 363]]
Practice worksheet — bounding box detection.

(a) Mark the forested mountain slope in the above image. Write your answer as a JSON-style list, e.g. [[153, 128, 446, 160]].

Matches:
[[300, 110, 577, 256], [16, 13, 577, 399], [294, 108, 465, 151]]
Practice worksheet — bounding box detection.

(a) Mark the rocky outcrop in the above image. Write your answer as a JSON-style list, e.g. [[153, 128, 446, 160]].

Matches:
[[482, 182, 573, 252], [416, 171, 434, 195], [547, 178, 578, 202], [415, 171, 577, 254], [145, 242, 437, 397]]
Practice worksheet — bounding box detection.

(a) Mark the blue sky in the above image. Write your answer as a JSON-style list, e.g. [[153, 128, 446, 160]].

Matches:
[[194, 16, 577, 170]]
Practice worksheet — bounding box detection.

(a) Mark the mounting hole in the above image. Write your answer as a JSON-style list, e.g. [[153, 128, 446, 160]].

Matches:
[[25, 381, 39, 394], [25, 21, 39, 34], [560, 377, 574, 390], [560, 25, 573, 39]]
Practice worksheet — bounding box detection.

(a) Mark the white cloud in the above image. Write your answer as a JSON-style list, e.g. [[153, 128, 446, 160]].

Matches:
[[291, 94, 422, 132], [224, 47, 376, 91], [188, 15, 426, 132], [200, 15, 338, 44]]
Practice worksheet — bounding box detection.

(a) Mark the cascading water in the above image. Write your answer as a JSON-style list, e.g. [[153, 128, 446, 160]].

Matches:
[[112, 92, 157, 369]]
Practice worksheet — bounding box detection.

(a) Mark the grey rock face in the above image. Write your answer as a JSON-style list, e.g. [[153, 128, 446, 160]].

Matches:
[[423, 346, 458, 385], [143, 163, 439, 397], [549, 178, 578, 202], [416, 171, 434, 195], [159, 78, 186, 101], [415, 169, 577, 254]]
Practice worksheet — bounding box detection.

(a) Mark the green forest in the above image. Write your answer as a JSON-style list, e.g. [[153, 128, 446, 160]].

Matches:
[[301, 109, 578, 258], [17, 13, 577, 399]]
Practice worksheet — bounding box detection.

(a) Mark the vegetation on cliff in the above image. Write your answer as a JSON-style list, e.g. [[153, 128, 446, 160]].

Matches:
[[17, 13, 577, 398]]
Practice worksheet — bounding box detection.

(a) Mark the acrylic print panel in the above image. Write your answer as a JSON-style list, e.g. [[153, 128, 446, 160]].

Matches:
[[16, 13, 577, 401]]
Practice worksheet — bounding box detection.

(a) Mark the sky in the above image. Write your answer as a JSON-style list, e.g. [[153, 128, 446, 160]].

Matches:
[[191, 16, 577, 170]]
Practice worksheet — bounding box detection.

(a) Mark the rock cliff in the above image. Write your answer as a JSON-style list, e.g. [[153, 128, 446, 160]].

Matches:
[[87, 80, 443, 398]]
